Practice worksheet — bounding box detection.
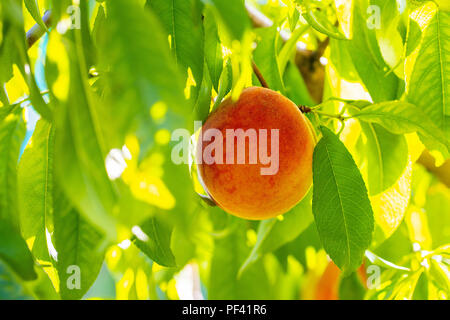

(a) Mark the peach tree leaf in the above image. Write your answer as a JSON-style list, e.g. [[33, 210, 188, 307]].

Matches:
[[98, 0, 187, 146], [53, 192, 105, 300], [312, 126, 374, 273], [18, 119, 54, 263], [407, 9, 450, 141], [296, 0, 347, 39], [341, 0, 402, 102], [359, 123, 408, 195], [209, 220, 273, 299], [239, 190, 313, 276], [148, 0, 204, 90], [352, 101, 450, 157], [132, 217, 176, 268], [204, 5, 223, 91], [0, 108, 36, 281], [18, 119, 105, 299], [253, 26, 285, 93], [210, 0, 250, 40], [24, 0, 48, 31]]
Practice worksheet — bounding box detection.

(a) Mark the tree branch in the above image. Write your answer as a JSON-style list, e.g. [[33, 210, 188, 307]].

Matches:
[[251, 60, 269, 88], [26, 10, 52, 49], [417, 150, 450, 188]]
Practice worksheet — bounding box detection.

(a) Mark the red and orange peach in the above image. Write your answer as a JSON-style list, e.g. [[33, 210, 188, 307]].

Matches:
[[196, 87, 315, 220]]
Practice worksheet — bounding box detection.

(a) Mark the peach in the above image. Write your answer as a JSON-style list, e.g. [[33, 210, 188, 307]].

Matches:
[[196, 87, 315, 220], [314, 261, 368, 300]]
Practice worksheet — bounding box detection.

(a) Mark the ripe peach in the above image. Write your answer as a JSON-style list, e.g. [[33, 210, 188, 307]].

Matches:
[[314, 261, 368, 300], [315, 261, 341, 300], [196, 87, 315, 220]]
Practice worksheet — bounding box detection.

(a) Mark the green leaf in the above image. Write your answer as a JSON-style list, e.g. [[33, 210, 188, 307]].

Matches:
[[210, 0, 250, 40], [412, 271, 428, 300], [0, 0, 20, 83], [0, 261, 33, 300], [297, 0, 347, 39], [209, 220, 273, 299], [79, 0, 96, 68], [0, 0, 52, 119], [55, 34, 117, 239], [0, 108, 24, 226], [405, 18, 422, 57], [94, 0, 195, 236], [18, 119, 54, 262], [359, 123, 408, 195], [283, 62, 315, 106], [372, 0, 404, 75], [132, 217, 176, 268], [192, 63, 213, 123], [329, 37, 360, 82], [148, 0, 204, 88], [371, 159, 412, 243], [204, 5, 223, 91], [428, 259, 450, 294], [92, 3, 106, 47], [24, 0, 48, 32], [425, 184, 450, 248], [312, 126, 374, 273], [211, 59, 232, 112], [98, 0, 187, 145], [253, 26, 284, 92], [342, 0, 401, 102], [0, 108, 37, 281], [239, 190, 313, 276], [0, 221, 37, 281], [278, 24, 308, 74], [288, 4, 300, 32], [352, 101, 450, 156], [0, 259, 58, 300], [407, 9, 450, 140], [18, 118, 104, 300], [53, 190, 106, 300], [48, 0, 71, 25], [274, 222, 322, 269], [338, 271, 366, 300], [372, 222, 413, 265]]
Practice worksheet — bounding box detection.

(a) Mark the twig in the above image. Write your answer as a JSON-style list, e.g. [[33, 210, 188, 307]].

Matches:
[[298, 105, 312, 113], [313, 110, 346, 121], [314, 37, 330, 59], [26, 10, 52, 49], [251, 60, 269, 89], [299, 103, 347, 122], [417, 150, 450, 188]]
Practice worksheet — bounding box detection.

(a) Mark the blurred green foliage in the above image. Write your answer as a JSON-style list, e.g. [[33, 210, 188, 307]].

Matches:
[[0, 0, 448, 300]]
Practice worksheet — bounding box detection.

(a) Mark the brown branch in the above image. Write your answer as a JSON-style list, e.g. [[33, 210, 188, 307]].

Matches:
[[251, 60, 269, 89], [298, 105, 312, 113], [314, 37, 330, 59], [26, 10, 52, 49], [417, 150, 450, 188]]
